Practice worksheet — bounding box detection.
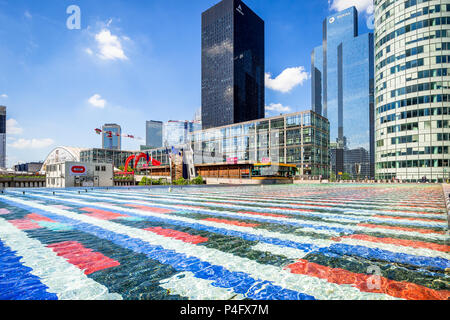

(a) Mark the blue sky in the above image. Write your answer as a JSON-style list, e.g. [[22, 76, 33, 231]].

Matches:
[[0, 0, 374, 168]]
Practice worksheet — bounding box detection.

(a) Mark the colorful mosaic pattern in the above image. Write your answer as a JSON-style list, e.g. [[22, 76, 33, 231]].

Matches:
[[0, 185, 449, 300]]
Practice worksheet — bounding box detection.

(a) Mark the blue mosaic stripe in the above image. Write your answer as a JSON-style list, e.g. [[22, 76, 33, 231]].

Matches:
[[0, 197, 316, 300], [319, 244, 450, 271], [8, 194, 323, 253], [54, 190, 447, 229], [23, 190, 357, 235], [0, 240, 58, 300], [6, 193, 450, 272]]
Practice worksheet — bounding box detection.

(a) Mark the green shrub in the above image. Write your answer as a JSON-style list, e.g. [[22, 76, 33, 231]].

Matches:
[[191, 175, 204, 185], [173, 178, 189, 185]]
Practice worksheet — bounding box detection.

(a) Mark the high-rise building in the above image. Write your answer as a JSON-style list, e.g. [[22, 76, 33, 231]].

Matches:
[[145, 120, 163, 149], [0, 106, 6, 168], [374, 1, 450, 183], [102, 123, 121, 150], [201, 0, 265, 130], [163, 120, 202, 147], [311, 7, 375, 178]]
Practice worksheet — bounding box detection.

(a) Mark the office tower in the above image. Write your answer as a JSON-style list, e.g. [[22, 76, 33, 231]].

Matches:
[[146, 120, 163, 148], [202, 0, 265, 130], [374, 1, 450, 182], [194, 107, 202, 123], [163, 120, 202, 147], [102, 123, 121, 150], [312, 7, 375, 178], [0, 106, 5, 168]]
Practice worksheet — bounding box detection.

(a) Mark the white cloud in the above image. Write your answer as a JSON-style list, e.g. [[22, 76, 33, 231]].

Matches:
[[6, 119, 23, 135], [207, 40, 233, 57], [265, 103, 292, 114], [9, 138, 54, 150], [329, 0, 374, 15], [265, 67, 309, 93], [95, 29, 128, 61], [24, 11, 32, 19], [88, 94, 107, 108], [0, 94, 7, 98], [85, 48, 93, 55]]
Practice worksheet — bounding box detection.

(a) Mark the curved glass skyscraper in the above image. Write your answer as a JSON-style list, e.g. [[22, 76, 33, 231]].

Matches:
[[375, 0, 450, 182]]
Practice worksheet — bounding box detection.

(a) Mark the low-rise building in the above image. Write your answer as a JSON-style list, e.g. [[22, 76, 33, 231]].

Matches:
[[190, 110, 330, 179], [14, 162, 44, 173], [46, 161, 113, 188], [79, 149, 135, 169]]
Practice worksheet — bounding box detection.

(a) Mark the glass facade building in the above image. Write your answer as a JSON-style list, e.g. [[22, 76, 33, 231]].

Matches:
[[375, 0, 450, 182], [190, 111, 330, 177], [102, 124, 121, 151], [80, 148, 135, 169], [146, 120, 163, 149], [0, 106, 5, 168], [201, 0, 265, 130], [312, 7, 375, 178], [163, 120, 202, 147]]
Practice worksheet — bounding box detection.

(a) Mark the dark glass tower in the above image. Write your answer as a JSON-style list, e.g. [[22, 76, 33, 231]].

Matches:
[[202, 0, 265, 130], [311, 7, 375, 179], [0, 106, 5, 168]]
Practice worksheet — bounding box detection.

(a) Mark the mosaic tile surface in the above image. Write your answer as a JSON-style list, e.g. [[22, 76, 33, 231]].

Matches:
[[0, 184, 449, 300]]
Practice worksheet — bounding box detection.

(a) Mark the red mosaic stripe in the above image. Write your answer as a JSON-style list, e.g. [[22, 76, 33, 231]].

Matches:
[[358, 223, 445, 235], [9, 219, 42, 230], [144, 227, 208, 244], [286, 259, 450, 300], [26, 213, 55, 222], [238, 211, 289, 218], [373, 215, 445, 223], [277, 207, 315, 213], [47, 241, 120, 275], [335, 234, 450, 253], [203, 218, 260, 228], [81, 208, 128, 220], [125, 204, 173, 214]]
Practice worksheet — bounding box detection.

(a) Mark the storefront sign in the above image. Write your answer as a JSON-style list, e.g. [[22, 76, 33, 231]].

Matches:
[[70, 165, 87, 176]]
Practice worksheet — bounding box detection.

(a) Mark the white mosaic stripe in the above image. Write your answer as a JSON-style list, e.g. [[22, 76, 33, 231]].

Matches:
[[0, 196, 400, 300], [134, 192, 447, 219], [159, 272, 245, 300], [38, 190, 448, 243], [121, 190, 446, 213], [337, 238, 450, 261], [75, 190, 447, 228], [252, 242, 308, 260], [0, 217, 122, 300]]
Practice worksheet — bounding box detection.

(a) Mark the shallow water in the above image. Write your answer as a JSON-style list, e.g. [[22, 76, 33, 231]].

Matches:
[[0, 184, 448, 300]]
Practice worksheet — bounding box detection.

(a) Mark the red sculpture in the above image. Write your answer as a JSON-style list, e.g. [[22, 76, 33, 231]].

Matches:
[[120, 153, 161, 175]]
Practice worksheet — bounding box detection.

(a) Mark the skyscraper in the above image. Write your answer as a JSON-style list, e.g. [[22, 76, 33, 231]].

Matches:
[[374, 1, 450, 183], [312, 7, 375, 178], [146, 120, 163, 149], [102, 123, 121, 150], [0, 106, 6, 168], [163, 120, 201, 147], [202, 0, 265, 130]]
